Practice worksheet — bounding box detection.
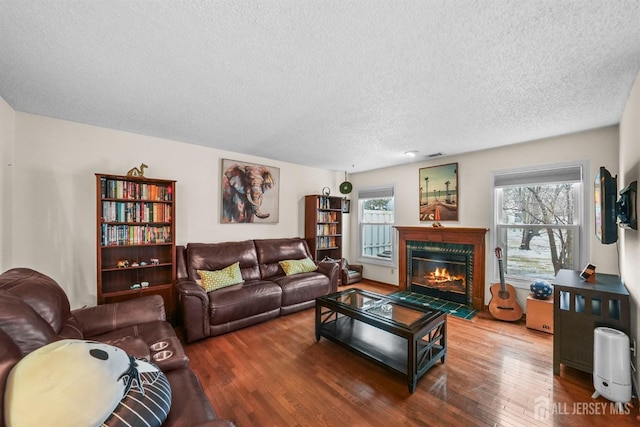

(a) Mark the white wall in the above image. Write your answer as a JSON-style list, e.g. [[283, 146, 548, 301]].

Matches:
[[348, 126, 620, 309], [619, 69, 640, 394], [0, 97, 15, 271], [10, 112, 339, 309], [2, 102, 626, 319]]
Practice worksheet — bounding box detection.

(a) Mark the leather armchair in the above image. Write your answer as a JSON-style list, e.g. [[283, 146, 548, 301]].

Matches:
[[341, 259, 363, 285], [0, 268, 235, 427]]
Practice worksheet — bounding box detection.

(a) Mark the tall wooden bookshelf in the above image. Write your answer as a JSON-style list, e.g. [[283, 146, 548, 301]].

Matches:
[[96, 173, 176, 321], [304, 195, 343, 263]]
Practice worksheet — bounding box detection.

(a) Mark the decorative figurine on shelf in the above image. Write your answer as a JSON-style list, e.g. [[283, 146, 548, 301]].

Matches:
[[139, 261, 147, 267], [126, 163, 148, 177], [130, 261, 139, 267], [116, 260, 129, 268], [130, 283, 141, 290], [150, 258, 159, 265]]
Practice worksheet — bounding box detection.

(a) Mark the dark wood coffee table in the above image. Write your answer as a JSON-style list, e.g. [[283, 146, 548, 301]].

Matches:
[[315, 288, 447, 393]]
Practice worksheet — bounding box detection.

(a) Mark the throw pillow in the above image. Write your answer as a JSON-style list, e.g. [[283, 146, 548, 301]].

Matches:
[[197, 262, 244, 291], [279, 257, 318, 276], [4, 339, 170, 427]]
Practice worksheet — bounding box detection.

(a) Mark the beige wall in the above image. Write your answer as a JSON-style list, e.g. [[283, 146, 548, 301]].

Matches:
[[9, 112, 340, 309], [1, 92, 632, 349], [0, 97, 15, 270], [619, 69, 640, 393], [348, 126, 620, 309]]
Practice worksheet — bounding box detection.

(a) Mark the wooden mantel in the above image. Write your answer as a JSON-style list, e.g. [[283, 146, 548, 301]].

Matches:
[[395, 226, 489, 311]]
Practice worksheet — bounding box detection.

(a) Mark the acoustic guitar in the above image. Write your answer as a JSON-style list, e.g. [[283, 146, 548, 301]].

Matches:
[[488, 247, 523, 322]]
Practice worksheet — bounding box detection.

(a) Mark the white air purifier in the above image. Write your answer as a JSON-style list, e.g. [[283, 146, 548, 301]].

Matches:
[[592, 327, 631, 409]]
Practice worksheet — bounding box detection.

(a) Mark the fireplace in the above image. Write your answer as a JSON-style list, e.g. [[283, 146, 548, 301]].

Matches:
[[396, 227, 488, 311], [408, 242, 473, 305]]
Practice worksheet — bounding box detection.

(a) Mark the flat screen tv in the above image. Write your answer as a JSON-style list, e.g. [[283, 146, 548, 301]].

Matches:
[[594, 166, 618, 244]]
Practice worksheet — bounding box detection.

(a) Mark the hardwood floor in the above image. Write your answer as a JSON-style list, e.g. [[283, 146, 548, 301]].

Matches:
[[184, 281, 638, 426]]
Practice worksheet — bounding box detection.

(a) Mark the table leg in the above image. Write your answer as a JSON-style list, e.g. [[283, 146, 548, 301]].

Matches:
[[315, 303, 321, 341], [408, 336, 417, 394]]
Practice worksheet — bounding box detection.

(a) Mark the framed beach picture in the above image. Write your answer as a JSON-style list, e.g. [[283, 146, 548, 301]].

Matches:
[[221, 159, 280, 223], [419, 162, 458, 221]]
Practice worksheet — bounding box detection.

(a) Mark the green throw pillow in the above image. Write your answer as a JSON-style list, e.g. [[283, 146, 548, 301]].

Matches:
[[279, 258, 318, 276], [197, 262, 244, 291]]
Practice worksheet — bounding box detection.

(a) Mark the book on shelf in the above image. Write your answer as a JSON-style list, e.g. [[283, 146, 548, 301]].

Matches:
[[100, 177, 173, 201], [316, 223, 339, 236], [316, 235, 339, 249], [101, 201, 172, 223], [101, 224, 172, 246]]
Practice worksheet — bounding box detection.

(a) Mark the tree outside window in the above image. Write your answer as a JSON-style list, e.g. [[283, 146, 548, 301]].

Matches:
[[494, 164, 584, 282]]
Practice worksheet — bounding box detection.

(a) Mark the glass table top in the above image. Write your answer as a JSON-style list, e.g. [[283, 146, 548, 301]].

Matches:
[[327, 288, 434, 327]]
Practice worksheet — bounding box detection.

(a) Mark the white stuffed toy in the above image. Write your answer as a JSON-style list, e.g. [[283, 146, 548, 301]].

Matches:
[[4, 339, 170, 427]]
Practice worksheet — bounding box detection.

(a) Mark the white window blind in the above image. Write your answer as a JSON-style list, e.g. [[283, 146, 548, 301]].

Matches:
[[494, 165, 582, 188]]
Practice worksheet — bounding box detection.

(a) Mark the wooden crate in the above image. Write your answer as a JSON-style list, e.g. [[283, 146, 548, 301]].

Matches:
[[526, 294, 554, 334]]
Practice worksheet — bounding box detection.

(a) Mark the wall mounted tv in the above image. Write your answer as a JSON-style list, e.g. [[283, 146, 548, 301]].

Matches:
[[594, 166, 638, 244]]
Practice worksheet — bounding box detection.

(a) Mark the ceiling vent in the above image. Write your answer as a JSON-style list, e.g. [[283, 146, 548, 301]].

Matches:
[[426, 152, 444, 158]]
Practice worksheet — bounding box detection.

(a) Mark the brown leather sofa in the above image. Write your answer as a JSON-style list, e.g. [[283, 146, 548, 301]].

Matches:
[[0, 267, 234, 427], [177, 237, 339, 343]]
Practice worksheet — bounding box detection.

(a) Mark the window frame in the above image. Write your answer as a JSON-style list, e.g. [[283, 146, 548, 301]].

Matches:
[[357, 185, 396, 267], [491, 162, 589, 289]]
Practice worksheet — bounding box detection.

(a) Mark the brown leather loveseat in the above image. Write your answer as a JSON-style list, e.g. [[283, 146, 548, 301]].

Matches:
[[0, 267, 234, 427], [177, 237, 339, 343]]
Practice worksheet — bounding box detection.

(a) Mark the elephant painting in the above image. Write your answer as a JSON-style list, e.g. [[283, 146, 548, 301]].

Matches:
[[221, 160, 279, 223]]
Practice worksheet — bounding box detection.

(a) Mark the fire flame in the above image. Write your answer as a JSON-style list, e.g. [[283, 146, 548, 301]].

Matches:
[[428, 267, 463, 282]]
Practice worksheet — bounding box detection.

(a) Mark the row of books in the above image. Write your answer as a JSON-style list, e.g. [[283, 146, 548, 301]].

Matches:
[[316, 196, 339, 210], [317, 211, 339, 223], [316, 236, 339, 249], [100, 177, 173, 201], [102, 201, 172, 223], [316, 224, 340, 236], [101, 224, 172, 246]]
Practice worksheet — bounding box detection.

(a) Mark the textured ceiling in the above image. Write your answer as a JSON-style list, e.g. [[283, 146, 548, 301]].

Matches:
[[1, 1, 640, 173]]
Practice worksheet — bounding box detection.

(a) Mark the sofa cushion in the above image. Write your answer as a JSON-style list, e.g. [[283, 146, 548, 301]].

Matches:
[[163, 369, 218, 426], [197, 262, 244, 291], [0, 268, 71, 335], [0, 294, 58, 355], [186, 241, 261, 281], [254, 238, 313, 279], [279, 258, 317, 276], [273, 272, 332, 307], [207, 280, 282, 325]]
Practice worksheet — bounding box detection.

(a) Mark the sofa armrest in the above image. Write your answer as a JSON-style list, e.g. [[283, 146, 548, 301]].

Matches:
[[177, 280, 211, 343], [72, 295, 166, 338], [316, 261, 340, 293]]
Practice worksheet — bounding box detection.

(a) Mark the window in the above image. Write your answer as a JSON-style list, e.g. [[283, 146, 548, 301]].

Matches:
[[358, 186, 395, 265], [493, 163, 586, 286]]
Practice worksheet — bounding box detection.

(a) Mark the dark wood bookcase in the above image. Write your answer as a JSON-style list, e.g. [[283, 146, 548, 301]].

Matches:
[[304, 195, 343, 262], [96, 173, 176, 321]]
